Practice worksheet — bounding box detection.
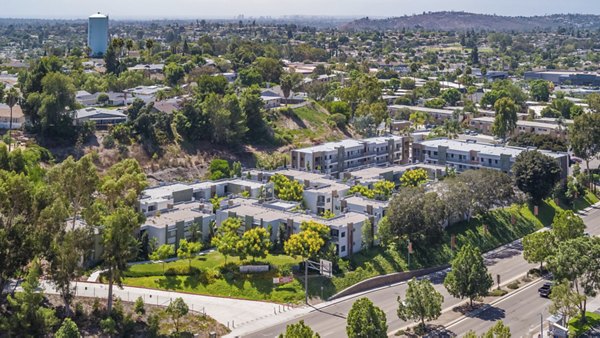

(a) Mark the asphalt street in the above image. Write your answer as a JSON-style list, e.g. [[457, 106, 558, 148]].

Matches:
[[244, 203, 600, 338]]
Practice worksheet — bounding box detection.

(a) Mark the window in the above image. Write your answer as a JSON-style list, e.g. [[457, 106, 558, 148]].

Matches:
[[494, 159, 498, 164], [433, 151, 438, 156], [341, 245, 346, 252], [341, 232, 346, 238]]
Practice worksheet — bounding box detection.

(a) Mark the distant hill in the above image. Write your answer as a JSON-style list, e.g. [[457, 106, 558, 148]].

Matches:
[[341, 12, 600, 32]]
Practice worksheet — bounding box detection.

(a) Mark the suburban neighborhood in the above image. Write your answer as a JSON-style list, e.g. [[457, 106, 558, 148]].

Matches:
[[1, 2, 600, 337]]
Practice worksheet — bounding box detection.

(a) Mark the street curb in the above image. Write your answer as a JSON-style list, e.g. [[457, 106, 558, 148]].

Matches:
[[444, 276, 543, 330], [387, 274, 542, 336]]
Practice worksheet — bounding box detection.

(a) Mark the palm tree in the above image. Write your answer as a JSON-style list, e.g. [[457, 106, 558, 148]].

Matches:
[[5, 88, 20, 151]]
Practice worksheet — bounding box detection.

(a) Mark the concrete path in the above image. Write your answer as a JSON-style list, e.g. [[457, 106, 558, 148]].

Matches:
[[39, 280, 284, 331]]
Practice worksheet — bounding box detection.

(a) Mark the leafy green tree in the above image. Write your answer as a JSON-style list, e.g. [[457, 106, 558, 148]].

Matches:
[[177, 239, 203, 268], [548, 237, 600, 323], [104, 44, 120, 74], [400, 78, 416, 90], [492, 97, 518, 139], [530, 80, 551, 102], [362, 218, 374, 250], [232, 161, 243, 178], [400, 168, 428, 187], [552, 210, 585, 242], [444, 243, 493, 307], [101, 207, 142, 312], [47, 154, 99, 230], [253, 57, 283, 83], [239, 227, 271, 262], [284, 230, 325, 260], [570, 113, 600, 192], [270, 173, 303, 201], [346, 297, 388, 338], [164, 62, 185, 86], [48, 229, 88, 317], [238, 67, 263, 87], [241, 86, 266, 140], [549, 280, 583, 325], [5, 260, 57, 336], [211, 218, 242, 262], [4, 87, 20, 151], [166, 298, 189, 333], [55, 318, 80, 338], [150, 244, 175, 272], [279, 320, 320, 338], [397, 278, 444, 329], [209, 159, 231, 180], [134, 296, 146, 315], [522, 230, 555, 273], [196, 75, 228, 98], [513, 150, 561, 202], [441, 88, 462, 106], [387, 187, 445, 245], [97, 158, 148, 211]]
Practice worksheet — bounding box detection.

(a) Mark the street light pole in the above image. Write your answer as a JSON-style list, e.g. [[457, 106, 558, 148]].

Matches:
[[304, 259, 308, 305], [539, 313, 543, 338]]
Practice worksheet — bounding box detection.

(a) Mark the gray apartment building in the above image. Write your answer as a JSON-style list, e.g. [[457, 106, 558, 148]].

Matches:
[[412, 139, 569, 178], [290, 136, 410, 176]]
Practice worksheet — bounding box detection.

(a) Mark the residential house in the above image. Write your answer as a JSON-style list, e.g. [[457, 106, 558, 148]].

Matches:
[[0, 104, 25, 129], [73, 107, 127, 127]]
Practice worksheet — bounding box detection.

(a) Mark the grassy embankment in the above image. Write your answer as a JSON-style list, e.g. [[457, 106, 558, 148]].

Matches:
[[122, 193, 598, 303]]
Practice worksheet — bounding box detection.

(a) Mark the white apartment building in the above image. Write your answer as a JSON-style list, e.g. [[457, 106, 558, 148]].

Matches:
[[291, 136, 410, 176]]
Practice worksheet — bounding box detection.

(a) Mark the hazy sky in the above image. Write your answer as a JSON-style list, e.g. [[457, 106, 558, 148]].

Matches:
[[3, 0, 600, 19]]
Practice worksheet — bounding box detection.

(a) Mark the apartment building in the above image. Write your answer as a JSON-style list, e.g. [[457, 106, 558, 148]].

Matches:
[[290, 136, 410, 176], [388, 105, 464, 125], [215, 198, 369, 258], [412, 139, 568, 178], [138, 179, 273, 216], [469, 117, 567, 138], [141, 201, 215, 248]]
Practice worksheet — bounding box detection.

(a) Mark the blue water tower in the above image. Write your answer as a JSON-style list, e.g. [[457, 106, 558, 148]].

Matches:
[[88, 12, 109, 57]]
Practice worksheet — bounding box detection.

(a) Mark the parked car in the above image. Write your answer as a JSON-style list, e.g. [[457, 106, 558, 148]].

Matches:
[[538, 282, 553, 297]]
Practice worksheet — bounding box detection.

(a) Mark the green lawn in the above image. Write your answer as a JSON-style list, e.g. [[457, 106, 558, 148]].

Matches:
[[121, 192, 596, 303], [569, 312, 600, 336], [122, 253, 305, 303]]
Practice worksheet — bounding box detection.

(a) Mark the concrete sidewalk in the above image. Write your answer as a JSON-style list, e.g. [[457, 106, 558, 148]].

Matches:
[[40, 280, 287, 331]]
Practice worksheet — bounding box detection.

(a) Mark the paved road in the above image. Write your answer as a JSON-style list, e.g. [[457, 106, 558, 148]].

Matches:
[[446, 279, 551, 337], [241, 240, 534, 337], [242, 203, 600, 338], [442, 203, 600, 337]]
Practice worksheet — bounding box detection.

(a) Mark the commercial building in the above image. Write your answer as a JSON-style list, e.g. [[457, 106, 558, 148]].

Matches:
[[291, 136, 410, 176], [412, 138, 568, 178], [524, 71, 600, 87], [87, 12, 109, 57]]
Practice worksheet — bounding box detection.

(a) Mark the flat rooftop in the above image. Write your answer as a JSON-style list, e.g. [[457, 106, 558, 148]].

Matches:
[[471, 117, 563, 130], [144, 202, 210, 229], [141, 183, 191, 202], [293, 136, 404, 154], [388, 105, 455, 115], [417, 139, 566, 159]]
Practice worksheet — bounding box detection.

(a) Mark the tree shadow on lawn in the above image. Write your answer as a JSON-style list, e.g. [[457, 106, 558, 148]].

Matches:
[[156, 275, 182, 290]]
